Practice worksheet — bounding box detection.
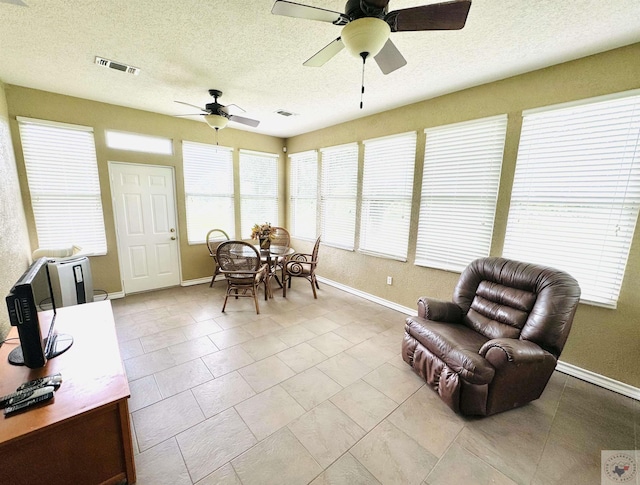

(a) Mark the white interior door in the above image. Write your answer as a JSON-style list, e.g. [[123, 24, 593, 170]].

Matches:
[[109, 162, 181, 293]]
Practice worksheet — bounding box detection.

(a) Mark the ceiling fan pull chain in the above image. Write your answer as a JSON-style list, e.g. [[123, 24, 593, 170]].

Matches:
[[360, 52, 368, 109]]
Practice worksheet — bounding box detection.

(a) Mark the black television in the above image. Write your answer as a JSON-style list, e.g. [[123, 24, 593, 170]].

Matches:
[[5, 257, 73, 368]]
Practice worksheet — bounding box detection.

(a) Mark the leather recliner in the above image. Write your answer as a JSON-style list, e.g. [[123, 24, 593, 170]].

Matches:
[[402, 257, 580, 416]]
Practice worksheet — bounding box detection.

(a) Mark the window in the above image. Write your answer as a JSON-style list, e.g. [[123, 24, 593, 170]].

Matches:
[[503, 92, 640, 307], [105, 130, 173, 155], [182, 141, 234, 244], [18, 117, 107, 254], [239, 150, 279, 236], [415, 115, 507, 272], [360, 132, 416, 260], [320, 143, 358, 250], [289, 150, 318, 240]]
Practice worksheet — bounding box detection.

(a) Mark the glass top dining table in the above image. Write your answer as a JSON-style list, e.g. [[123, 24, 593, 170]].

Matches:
[[256, 245, 295, 291]]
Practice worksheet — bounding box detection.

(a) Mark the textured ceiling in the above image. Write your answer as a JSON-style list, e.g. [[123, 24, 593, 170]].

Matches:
[[0, 0, 639, 138]]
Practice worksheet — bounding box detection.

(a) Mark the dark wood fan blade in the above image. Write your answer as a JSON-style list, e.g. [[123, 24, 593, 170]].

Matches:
[[272, 0, 349, 25], [386, 0, 471, 32], [303, 37, 345, 67], [228, 114, 260, 127], [374, 39, 407, 74], [175, 100, 207, 112]]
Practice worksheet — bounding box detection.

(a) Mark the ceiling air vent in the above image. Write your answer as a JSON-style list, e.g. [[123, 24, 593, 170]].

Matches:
[[94, 56, 140, 76], [275, 109, 297, 117]]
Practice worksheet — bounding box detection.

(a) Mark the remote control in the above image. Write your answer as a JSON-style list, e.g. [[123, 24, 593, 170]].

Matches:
[[4, 387, 55, 416], [16, 373, 62, 391], [0, 385, 56, 409]]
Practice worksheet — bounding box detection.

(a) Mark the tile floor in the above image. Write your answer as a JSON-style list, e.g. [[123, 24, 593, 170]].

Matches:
[[112, 280, 640, 485]]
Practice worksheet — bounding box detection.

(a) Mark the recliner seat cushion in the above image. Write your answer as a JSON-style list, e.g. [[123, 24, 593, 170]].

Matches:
[[405, 317, 495, 385]]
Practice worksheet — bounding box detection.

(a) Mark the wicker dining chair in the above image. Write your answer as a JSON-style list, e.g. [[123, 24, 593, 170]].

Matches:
[[216, 240, 269, 314], [269, 226, 291, 284], [283, 235, 321, 299], [206, 228, 230, 287]]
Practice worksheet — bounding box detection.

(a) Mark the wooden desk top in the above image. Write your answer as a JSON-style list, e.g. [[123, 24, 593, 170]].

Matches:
[[0, 300, 130, 445]]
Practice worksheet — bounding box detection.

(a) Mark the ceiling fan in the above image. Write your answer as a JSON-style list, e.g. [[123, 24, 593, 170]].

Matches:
[[175, 89, 260, 132], [272, 0, 472, 106]]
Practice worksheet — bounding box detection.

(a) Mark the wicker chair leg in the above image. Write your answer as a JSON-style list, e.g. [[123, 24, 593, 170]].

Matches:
[[310, 276, 317, 299], [253, 286, 260, 314]]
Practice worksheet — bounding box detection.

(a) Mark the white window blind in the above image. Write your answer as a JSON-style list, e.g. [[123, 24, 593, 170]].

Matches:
[[503, 92, 640, 308], [320, 143, 358, 250], [239, 150, 279, 236], [360, 132, 416, 260], [183, 141, 234, 244], [415, 115, 507, 272], [289, 150, 318, 240], [18, 117, 107, 255]]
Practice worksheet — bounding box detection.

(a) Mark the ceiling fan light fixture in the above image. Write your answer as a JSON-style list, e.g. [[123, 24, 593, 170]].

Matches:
[[341, 17, 390, 58], [205, 114, 228, 130]]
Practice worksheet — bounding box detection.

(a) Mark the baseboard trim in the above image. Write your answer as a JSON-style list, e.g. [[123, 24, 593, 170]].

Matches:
[[317, 276, 640, 401], [182, 277, 212, 287]]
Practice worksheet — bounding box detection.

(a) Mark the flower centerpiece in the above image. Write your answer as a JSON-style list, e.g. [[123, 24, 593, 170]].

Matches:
[[250, 222, 273, 249]]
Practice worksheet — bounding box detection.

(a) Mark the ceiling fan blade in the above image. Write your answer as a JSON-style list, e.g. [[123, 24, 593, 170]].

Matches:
[[386, 0, 471, 32], [228, 114, 260, 128], [0, 0, 28, 6], [303, 37, 345, 67], [374, 39, 407, 75], [175, 113, 206, 117], [175, 100, 207, 112], [271, 1, 349, 25]]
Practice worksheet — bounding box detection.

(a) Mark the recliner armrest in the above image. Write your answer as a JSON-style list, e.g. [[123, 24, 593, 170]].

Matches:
[[479, 338, 555, 367], [417, 297, 462, 323]]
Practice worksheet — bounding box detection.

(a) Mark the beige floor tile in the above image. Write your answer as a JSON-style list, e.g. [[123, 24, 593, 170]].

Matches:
[[332, 323, 379, 344], [302, 316, 341, 335], [119, 338, 144, 360], [128, 375, 162, 412], [276, 342, 328, 373], [316, 353, 372, 387], [425, 442, 517, 485], [289, 401, 366, 468], [176, 408, 257, 483], [240, 334, 289, 361], [167, 336, 219, 365], [209, 327, 254, 350], [132, 391, 205, 451], [124, 348, 177, 381], [309, 452, 381, 485], [180, 319, 224, 340], [296, 303, 332, 319], [192, 371, 256, 418], [214, 312, 260, 330], [231, 427, 323, 485], [269, 309, 309, 327], [243, 317, 285, 338], [281, 367, 343, 411], [330, 379, 398, 431], [134, 438, 192, 485], [363, 362, 424, 403], [201, 346, 255, 377], [308, 332, 354, 357], [387, 386, 464, 458], [196, 463, 242, 485], [235, 385, 306, 441], [351, 419, 438, 485], [345, 339, 396, 369], [456, 402, 555, 484], [155, 358, 213, 398], [275, 324, 318, 346], [239, 355, 296, 393]]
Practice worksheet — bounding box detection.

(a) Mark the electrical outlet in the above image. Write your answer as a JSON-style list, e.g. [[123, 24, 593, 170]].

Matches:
[[386, 276, 393, 285]]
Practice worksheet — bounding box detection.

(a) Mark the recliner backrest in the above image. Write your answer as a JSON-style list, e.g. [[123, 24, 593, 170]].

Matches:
[[453, 257, 581, 358]]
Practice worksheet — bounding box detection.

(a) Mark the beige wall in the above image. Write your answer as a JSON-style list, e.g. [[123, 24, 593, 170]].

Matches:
[[4, 43, 640, 387], [285, 43, 640, 387], [5, 86, 285, 293], [0, 81, 31, 341]]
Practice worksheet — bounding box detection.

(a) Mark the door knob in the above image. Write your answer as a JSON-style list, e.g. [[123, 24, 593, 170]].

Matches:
[[171, 236, 176, 240]]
